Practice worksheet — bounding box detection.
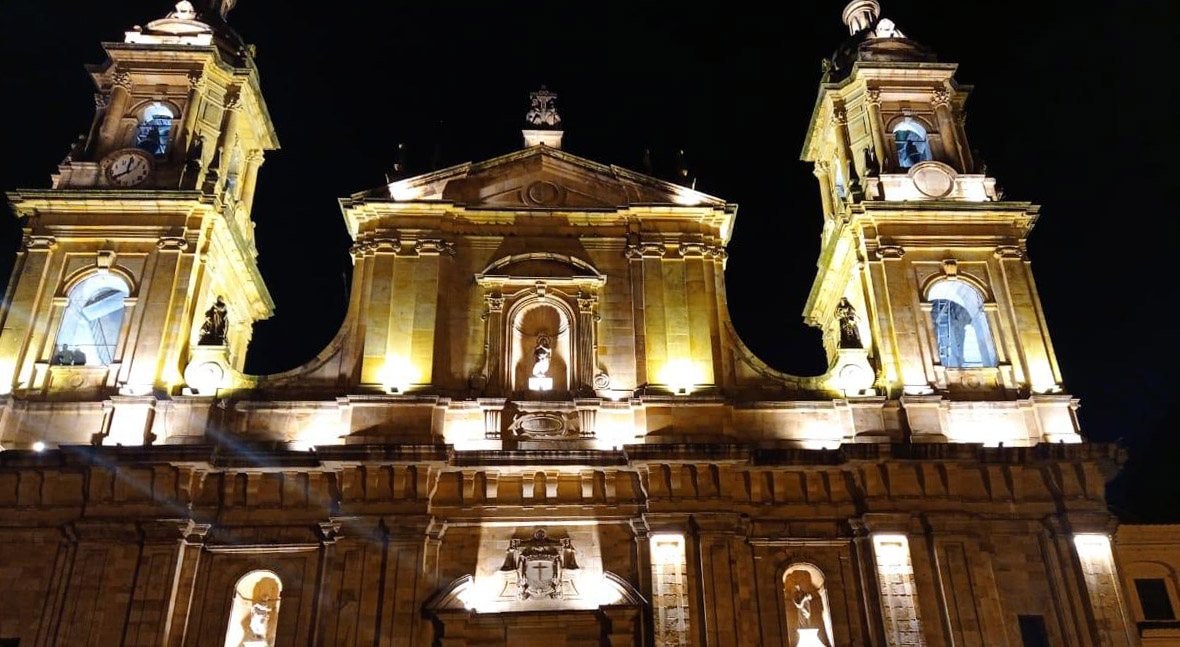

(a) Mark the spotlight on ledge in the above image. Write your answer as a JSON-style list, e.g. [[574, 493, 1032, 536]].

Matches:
[[659, 359, 703, 396], [32, 441, 46, 452]]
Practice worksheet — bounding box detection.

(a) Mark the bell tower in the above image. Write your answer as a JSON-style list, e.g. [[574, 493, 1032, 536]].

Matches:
[[0, 1, 276, 446], [800, 1, 1080, 443]]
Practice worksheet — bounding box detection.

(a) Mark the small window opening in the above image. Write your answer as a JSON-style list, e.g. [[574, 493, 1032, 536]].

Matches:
[[928, 280, 996, 368], [135, 102, 174, 156], [893, 118, 932, 169], [53, 274, 129, 367], [1136, 578, 1177, 621], [1017, 615, 1049, 647]]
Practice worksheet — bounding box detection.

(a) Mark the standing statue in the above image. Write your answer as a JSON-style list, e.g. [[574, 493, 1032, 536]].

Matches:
[[525, 87, 562, 129], [199, 296, 229, 345], [238, 576, 280, 647], [532, 334, 552, 377], [792, 583, 815, 628], [836, 297, 863, 349], [863, 145, 880, 177]]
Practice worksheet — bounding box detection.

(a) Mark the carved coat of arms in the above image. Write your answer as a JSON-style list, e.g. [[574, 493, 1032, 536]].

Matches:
[[499, 529, 580, 600]]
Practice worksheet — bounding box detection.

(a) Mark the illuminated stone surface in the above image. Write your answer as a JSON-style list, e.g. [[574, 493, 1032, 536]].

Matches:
[[0, 1, 1173, 647]]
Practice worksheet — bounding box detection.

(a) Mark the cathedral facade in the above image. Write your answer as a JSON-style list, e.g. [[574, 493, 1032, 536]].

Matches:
[[0, 2, 1177, 646]]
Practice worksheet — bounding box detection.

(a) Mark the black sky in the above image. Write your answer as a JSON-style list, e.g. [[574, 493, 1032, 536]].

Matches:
[[0, 0, 1175, 520]]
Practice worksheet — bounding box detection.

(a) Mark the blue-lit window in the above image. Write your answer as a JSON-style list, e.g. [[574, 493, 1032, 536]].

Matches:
[[893, 118, 932, 169], [52, 274, 129, 367], [134, 102, 174, 156], [929, 280, 996, 368]]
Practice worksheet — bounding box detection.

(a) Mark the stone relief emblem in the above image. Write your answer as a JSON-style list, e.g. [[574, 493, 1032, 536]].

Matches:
[[525, 87, 562, 129], [500, 529, 581, 600], [508, 411, 580, 439]]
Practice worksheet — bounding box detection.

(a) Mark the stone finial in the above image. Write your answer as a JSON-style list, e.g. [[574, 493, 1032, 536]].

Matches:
[[842, 0, 880, 35], [525, 86, 562, 129], [523, 86, 564, 149], [172, 1, 197, 20]]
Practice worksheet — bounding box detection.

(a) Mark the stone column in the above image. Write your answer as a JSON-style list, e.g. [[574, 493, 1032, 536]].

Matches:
[[483, 290, 505, 392], [813, 161, 834, 219], [626, 245, 648, 389], [174, 71, 205, 164], [851, 521, 886, 647], [162, 522, 210, 647], [205, 88, 243, 192], [238, 150, 265, 213], [97, 69, 133, 158], [693, 514, 744, 647], [931, 89, 967, 173], [954, 110, 976, 173], [0, 236, 56, 392], [865, 89, 894, 172], [576, 292, 598, 394], [832, 105, 859, 198]]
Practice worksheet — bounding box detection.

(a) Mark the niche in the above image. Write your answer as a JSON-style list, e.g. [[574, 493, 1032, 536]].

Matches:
[[510, 300, 571, 394]]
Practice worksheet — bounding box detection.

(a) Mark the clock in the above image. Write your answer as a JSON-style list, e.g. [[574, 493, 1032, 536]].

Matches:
[[102, 149, 154, 187]]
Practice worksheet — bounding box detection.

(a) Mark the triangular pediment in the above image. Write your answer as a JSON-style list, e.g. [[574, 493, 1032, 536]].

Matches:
[[373, 147, 726, 210]]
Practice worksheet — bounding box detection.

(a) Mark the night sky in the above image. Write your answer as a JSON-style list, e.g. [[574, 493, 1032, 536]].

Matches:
[[0, 1, 1175, 520]]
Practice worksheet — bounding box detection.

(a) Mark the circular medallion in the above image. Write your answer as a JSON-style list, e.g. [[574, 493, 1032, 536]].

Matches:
[[525, 181, 561, 206], [910, 163, 955, 198], [513, 413, 567, 438]]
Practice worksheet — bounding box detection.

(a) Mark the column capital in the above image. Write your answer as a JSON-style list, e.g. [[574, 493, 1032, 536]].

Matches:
[[865, 88, 883, 107], [110, 68, 133, 91], [931, 88, 952, 109], [223, 88, 244, 113], [186, 71, 206, 91]]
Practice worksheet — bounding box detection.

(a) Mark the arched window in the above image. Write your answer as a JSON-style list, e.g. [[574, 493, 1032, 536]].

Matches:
[[893, 118, 932, 169], [134, 102, 174, 156], [224, 570, 282, 647], [928, 280, 997, 368], [53, 274, 129, 367]]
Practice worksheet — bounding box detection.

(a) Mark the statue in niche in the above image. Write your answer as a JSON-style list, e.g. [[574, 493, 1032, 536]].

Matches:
[[532, 334, 552, 377], [791, 582, 817, 629], [238, 576, 279, 647], [836, 297, 863, 349], [525, 87, 562, 129], [199, 296, 229, 345], [785, 568, 832, 647]]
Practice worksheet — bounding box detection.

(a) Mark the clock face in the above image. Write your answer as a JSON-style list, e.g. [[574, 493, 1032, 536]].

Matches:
[[102, 149, 153, 187]]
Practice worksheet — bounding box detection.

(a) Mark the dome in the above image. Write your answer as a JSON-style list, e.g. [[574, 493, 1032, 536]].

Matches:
[[124, 1, 249, 62]]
